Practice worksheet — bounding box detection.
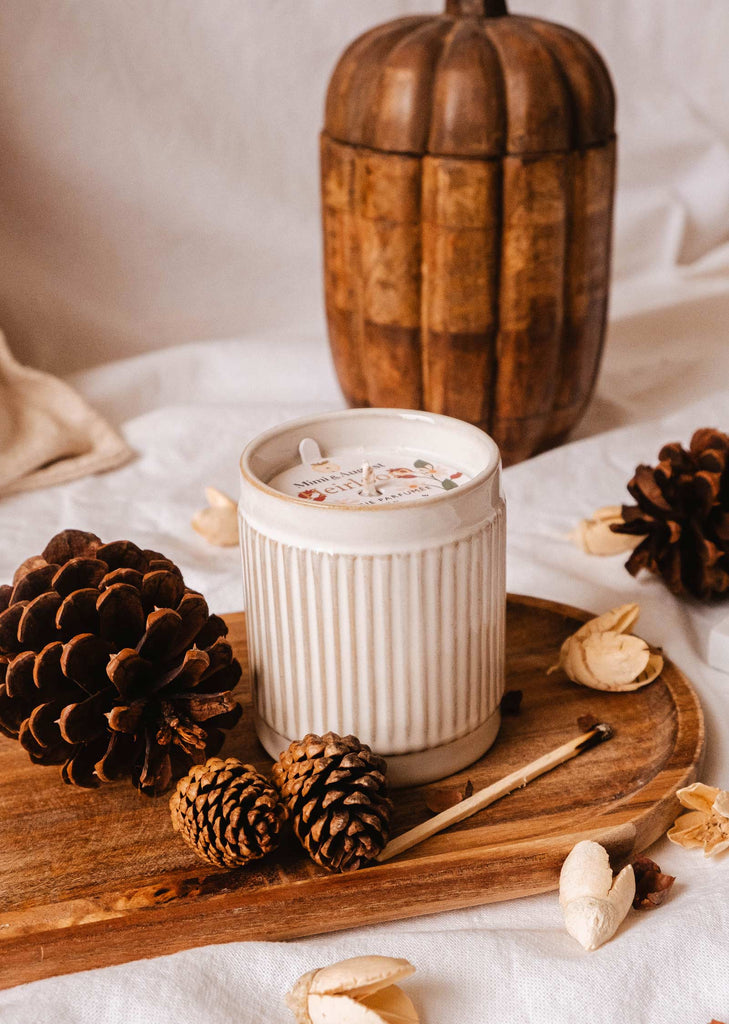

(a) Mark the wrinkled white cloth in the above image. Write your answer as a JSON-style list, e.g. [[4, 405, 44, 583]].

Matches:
[[1, 299, 728, 1021]]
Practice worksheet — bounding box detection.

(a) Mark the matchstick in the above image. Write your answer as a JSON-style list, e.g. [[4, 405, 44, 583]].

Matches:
[[377, 723, 613, 863]]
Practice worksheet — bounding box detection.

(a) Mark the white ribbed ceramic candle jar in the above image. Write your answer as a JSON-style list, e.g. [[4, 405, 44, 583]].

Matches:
[[239, 409, 506, 786]]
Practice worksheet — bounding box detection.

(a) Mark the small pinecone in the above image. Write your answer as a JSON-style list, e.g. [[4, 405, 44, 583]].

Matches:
[[0, 529, 242, 795], [170, 757, 287, 867], [612, 428, 729, 600], [272, 732, 391, 873]]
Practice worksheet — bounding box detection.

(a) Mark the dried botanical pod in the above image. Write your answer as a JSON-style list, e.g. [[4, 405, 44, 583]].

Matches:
[[273, 732, 391, 873], [0, 529, 242, 794], [570, 506, 644, 556], [631, 856, 675, 909], [667, 782, 729, 856], [170, 757, 287, 867], [611, 428, 729, 601], [559, 840, 635, 951], [571, 631, 657, 690], [548, 604, 663, 692], [286, 956, 418, 1024], [191, 487, 238, 547], [574, 603, 641, 638]]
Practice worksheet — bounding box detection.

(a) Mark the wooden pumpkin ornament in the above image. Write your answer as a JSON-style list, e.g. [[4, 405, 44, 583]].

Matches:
[[320, 0, 616, 465]]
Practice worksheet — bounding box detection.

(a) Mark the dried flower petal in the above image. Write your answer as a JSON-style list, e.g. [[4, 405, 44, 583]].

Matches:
[[192, 487, 238, 547], [667, 783, 729, 856], [574, 604, 640, 640], [631, 856, 675, 909], [712, 790, 729, 818], [570, 506, 644, 556], [677, 782, 721, 814]]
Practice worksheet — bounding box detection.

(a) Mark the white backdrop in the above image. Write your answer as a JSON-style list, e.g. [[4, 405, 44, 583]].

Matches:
[[1, 0, 729, 375]]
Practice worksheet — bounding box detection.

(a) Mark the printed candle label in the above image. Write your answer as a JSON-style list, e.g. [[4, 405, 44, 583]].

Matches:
[[269, 450, 470, 506]]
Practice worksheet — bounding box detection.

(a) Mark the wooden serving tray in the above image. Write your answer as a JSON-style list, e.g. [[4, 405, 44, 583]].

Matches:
[[0, 595, 704, 989]]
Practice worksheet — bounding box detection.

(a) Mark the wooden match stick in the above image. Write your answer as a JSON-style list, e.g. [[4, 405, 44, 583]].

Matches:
[[377, 722, 613, 863]]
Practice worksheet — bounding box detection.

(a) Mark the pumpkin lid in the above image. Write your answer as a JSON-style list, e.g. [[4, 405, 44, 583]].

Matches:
[[324, 0, 615, 158]]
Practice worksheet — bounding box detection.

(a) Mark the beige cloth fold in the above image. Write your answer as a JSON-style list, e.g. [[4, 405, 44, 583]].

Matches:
[[0, 333, 132, 496]]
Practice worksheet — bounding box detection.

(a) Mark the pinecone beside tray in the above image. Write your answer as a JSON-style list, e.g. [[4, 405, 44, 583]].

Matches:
[[612, 427, 729, 601], [0, 530, 242, 795]]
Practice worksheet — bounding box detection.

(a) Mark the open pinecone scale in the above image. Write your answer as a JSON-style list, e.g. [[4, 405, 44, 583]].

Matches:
[[0, 530, 242, 795]]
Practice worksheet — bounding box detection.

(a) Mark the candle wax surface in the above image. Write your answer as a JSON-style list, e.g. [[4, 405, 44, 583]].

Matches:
[[268, 448, 471, 506]]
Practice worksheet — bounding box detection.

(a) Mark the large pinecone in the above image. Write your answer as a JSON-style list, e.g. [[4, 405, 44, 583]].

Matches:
[[612, 428, 729, 601], [170, 757, 287, 867], [272, 732, 391, 873], [0, 529, 242, 794]]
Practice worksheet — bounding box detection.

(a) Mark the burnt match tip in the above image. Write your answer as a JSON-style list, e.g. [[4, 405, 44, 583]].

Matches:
[[577, 722, 614, 752]]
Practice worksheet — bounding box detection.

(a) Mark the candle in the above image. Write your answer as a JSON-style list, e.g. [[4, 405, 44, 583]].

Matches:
[[239, 409, 506, 786], [268, 437, 469, 506]]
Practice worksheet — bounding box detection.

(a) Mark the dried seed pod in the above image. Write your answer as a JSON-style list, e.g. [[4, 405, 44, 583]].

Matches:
[[286, 956, 418, 1024], [170, 757, 287, 867], [559, 840, 635, 951], [570, 506, 644, 556], [548, 604, 663, 692], [192, 487, 238, 547], [631, 856, 675, 909], [273, 732, 391, 873], [0, 529, 242, 795], [667, 782, 729, 856]]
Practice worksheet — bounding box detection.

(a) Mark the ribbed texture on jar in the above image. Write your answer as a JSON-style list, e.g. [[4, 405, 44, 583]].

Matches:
[[239, 506, 505, 756]]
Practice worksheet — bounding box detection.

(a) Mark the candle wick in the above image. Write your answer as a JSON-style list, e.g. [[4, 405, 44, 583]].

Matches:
[[361, 462, 379, 496], [299, 437, 323, 466]]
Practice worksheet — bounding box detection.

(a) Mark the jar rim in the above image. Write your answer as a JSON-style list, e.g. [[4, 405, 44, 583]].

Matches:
[[239, 407, 501, 513]]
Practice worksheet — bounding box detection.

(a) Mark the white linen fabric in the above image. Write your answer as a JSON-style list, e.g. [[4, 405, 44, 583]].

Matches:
[[0, 309, 728, 1021]]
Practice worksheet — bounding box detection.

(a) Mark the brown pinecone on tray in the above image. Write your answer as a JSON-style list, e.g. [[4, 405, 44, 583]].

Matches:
[[272, 731, 391, 873], [0, 529, 242, 795], [612, 428, 729, 601], [170, 757, 287, 867]]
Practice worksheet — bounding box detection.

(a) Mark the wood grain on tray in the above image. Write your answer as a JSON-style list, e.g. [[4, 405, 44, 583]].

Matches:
[[0, 595, 703, 989]]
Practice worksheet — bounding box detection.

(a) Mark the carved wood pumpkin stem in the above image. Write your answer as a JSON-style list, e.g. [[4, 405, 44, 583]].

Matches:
[[446, 0, 508, 16]]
